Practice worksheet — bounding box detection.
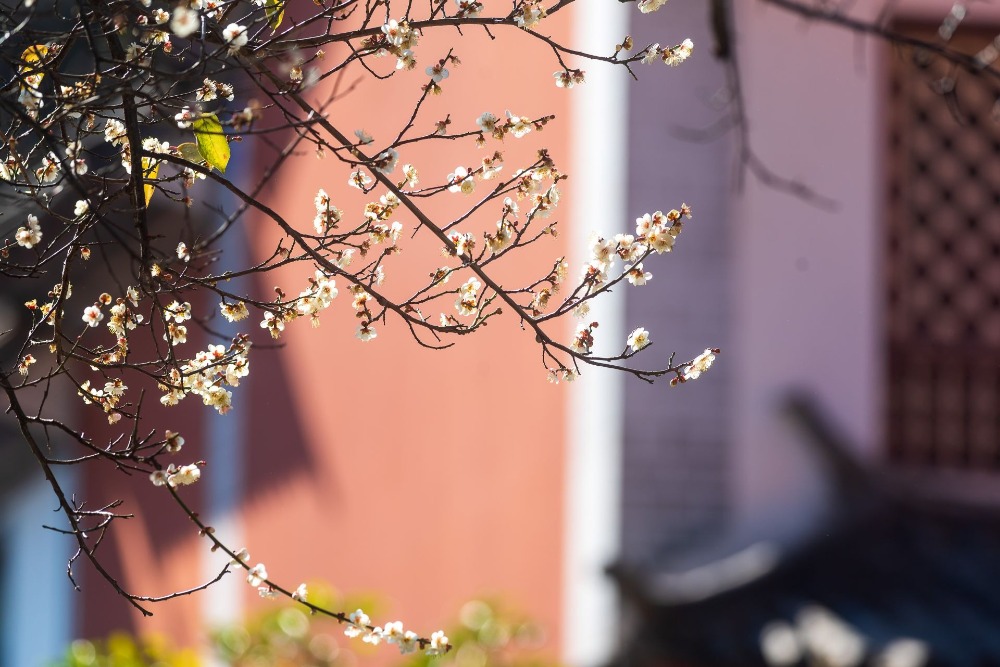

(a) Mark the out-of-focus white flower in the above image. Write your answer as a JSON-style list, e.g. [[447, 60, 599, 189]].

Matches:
[[171, 6, 200, 38], [247, 563, 268, 587], [223, 23, 248, 52]]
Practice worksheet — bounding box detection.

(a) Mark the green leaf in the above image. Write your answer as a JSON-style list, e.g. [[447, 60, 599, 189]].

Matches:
[[265, 0, 284, 30], [192, 114, 230, 173], [176, 142, 205, 166]]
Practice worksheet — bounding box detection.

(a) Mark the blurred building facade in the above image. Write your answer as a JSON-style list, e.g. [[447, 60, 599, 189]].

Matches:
[[4, 1, 1000, 666]]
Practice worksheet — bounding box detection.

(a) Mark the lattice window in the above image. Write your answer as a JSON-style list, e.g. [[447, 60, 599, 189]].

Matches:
[[886, 25, 1000, 469]]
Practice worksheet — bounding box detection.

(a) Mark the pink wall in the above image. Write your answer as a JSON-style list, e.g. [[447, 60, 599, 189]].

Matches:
[[239, 14, 575, 659]]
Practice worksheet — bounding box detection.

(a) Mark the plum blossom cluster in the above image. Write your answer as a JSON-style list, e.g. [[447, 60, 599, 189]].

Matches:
[[257, 268, 346, 338], [579, 205, 690, 299], [158, 335, 251, 414], [149, 462, 202, 487], [673, 347, 718, 385], [475, 110, 543, 141], [0, 0, 713, 641], [641, 38, 695, 66], [637, 0, 669, 14], [344, 609, 450, 656], [293, 270, 341, 328], [513, 0, 547, 29], [554, 69, 586, 88], [368, 18, 422, 72], [77, 378, 128, 423], [227, 552, 449, 653]]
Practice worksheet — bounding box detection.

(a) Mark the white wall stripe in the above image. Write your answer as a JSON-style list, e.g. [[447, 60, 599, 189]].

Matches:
[[200, 172, 251, 663], [564, 1, 630, 664]]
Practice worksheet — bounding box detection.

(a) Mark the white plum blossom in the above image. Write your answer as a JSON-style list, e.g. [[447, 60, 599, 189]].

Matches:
[[177, 242, 191, 262], [481, 153, 503, 179], [82, 304, 104, 327], [230, 548, 251, 566], [447, 231, 476, 257], [589, 233, 616, 270], [74, 199, 90, 218], [426, 62, 449, 83], [348, 169, 373, 189], [682, 348, 716, 381], [381, 18, 418, 49], [514, 0, 546, 28], [506, 111, 532, 138], [553, 69, 585, 88], [65, 141, 88, 175], [336, 248, 355, 269], [447, 166, 475, 194], [637, 0, 668, 13], [427, 631, 450, 656], [165, 323, 188, 345], [313, 189, 343, 233], [476, 112, 498, 134], [165, 300, 192, 323], [402, 163, 419, 186], [663, 39, 694, 66], [223, 24, 248, 52], [164, 430, 185, 453], [35, 152, 60, 183], [166, 462, 200, 486], [15, 214, 42, 248], [174, 106, 195, 129], [455, 277, 481, 316], [291, 583, 308, 601], [455, 0, 482, 17], [196, 78, 235, 102], [627, 327, 650, 352], [399, 630, 419, 654], [626, 263, 652, 286], [647, 227, 675, 253], [345, 609, 370, 638], [356, 323, 377, 342], [383, 621, 406, 645], [396, 50, 416, 70], [615, 233, 644, 262], [104, 118, 127, 145], [220, 301, 249, 322], [260, 311, 285, 339], [382, 19, 405, 46], [373, 148, 399, 174], [571, 325, 595, 354]]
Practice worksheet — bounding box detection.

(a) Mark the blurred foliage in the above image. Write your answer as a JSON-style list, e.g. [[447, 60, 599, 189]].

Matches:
[[53, 633, 200, 667], [52, 592, 558, 667], [399, 599, 553, 667]]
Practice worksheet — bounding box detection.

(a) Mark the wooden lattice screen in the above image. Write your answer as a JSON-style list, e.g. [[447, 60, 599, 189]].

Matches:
[[886, 26, 1000, 468]]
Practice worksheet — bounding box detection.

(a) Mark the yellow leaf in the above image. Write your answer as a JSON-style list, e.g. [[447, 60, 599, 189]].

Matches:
[[265, 0, 285, 30], [20, 44, 49, 67], [19, 44, 49, 88], [142, 157, 159, 206], [192, 115, 229, 173]]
